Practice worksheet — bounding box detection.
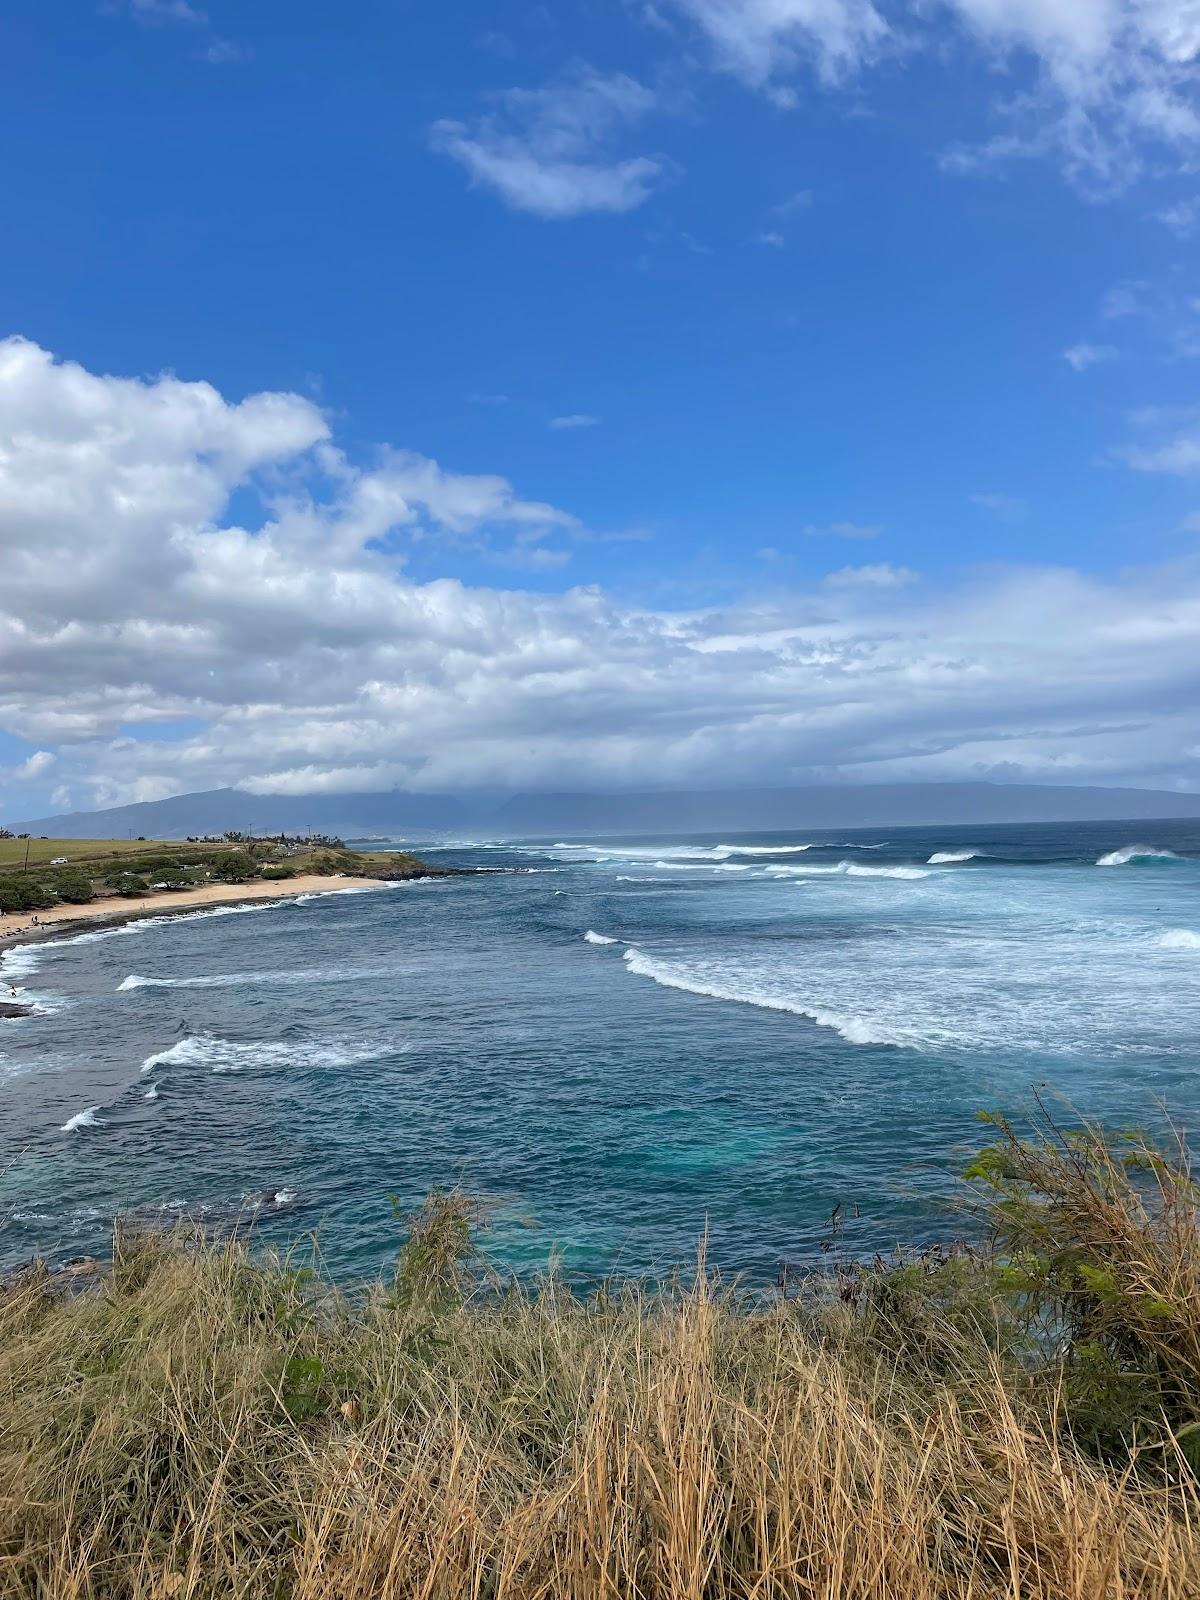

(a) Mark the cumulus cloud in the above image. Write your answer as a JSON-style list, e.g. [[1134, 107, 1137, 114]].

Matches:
[[431, 70, 665, 218], [2, 336, 1200, 813]]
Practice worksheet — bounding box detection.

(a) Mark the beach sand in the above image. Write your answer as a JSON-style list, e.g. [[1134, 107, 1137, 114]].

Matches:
[[0, 875, 381, 953]]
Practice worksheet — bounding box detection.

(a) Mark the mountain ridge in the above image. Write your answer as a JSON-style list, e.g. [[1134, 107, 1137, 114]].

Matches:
[[10, 780, 1200, 840]]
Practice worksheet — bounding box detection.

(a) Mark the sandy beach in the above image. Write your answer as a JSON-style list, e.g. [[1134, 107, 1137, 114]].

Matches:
[[0, 875, 381, 954]]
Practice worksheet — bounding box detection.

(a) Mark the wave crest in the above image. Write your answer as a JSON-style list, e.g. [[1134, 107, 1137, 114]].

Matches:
[[61, 1105, 104, 1132], [139, 1033, 396, 1075], [620, 947, 901, 1046], [765, 861, 929, 880], [1097, 845, 1183, 867]]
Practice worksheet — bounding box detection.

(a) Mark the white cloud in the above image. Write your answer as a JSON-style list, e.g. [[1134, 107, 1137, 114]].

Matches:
[[823, 562, 916, 586], [1062, 340, 1118, 369], [14, 751, 54, 781], [970, 492, 1028, 519], [1153, 195, 1200, 233], [667, 0, 889, 88], [658, 1, 1200, 193], [126, 0, 206, 23], [549, 414, 601, 429], [755, 229, 786, 246], [201, 38, 251, 64], [773, 188, 815, 214], [801, 520, 883, 538], [431, 70, 665, 218], [3, 337, 1200, 809], [1116, 409, 1200, 472]]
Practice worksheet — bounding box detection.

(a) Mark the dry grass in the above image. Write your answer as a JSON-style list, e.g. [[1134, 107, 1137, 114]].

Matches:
[[1, 1130, 1199, 1599]]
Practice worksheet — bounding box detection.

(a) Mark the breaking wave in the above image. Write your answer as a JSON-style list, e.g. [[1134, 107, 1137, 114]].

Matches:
[[1096, 845, 1183, 868], [583, 930, 619, 945], [620, 947, 901, 1046], [1156, 928, 1200, 950], [139, 1033, 396, 1075], [928, 850, 981, 865], [764, 861, 929, 880], [61, 1105, 104, 1132], [118, 962, 390, 993]]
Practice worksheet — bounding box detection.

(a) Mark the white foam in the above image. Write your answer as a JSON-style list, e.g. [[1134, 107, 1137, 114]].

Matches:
[[928, 850, 981, 865], [620, 946, 901, 1046], [1096, 845, 1183, 867], [714, 843, 812, 856], [846, 863, 929, 879], [583, 930, 619, 945], [61, 1105, 104, 1132], [764, 860, 929, 880], [144, 1081, 160, 1100], [139, 1033, 394, 1075], [1156, 928, 1200, 950], [119, 962, 388, 993], [652, 860, 753, 872]]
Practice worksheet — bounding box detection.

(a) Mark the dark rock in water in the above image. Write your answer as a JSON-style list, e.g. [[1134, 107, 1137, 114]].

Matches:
[[0, 1000, 34, 1019]]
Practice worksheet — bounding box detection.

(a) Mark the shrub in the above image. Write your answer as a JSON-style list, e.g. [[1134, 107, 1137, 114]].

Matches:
[[47, 872, 95, 904], [106, 872, 150, 897], [0, 877, 56, 914]]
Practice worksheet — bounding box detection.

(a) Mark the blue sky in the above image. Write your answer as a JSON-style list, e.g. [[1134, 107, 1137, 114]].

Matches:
[[2, 0, 1200, 815]]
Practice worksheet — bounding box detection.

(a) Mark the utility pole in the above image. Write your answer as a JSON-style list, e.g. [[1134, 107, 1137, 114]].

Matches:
[[22, 836, 31, 873]]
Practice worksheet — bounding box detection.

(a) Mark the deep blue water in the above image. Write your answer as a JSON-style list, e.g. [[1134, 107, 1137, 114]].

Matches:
[[2, 818, 1198, 1281]]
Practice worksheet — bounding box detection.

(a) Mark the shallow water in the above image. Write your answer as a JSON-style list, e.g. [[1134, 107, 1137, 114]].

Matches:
[[2, 819, 1198, 1281]]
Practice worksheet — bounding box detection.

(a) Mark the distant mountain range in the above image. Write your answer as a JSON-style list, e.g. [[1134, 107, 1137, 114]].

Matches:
[[11, 780, 1200, 841]]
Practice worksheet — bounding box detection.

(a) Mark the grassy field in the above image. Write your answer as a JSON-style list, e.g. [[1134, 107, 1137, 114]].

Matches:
[[1, 1113, 1198, 1597], [0, 837, 175, 870]]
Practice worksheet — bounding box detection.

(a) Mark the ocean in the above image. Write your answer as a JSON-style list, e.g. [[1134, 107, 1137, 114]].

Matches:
[[2, 818, 1198, 1281]]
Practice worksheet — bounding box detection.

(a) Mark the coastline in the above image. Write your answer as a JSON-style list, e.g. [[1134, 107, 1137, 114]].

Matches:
[[0, 874, 389, 958]]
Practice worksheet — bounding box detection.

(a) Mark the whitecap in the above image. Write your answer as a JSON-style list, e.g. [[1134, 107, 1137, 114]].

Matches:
[[583, 930, 619, 945], [1097, 845, 1183, 867], [845, 863, 929, 880], [652, 860, 753, 872], [1156, 928, 1200, 950], [61, 1105, 104, 1132], [139, 1033, 395, 1076], [928, 850, 981, 865], [764, 860, 929, 880], [144, 1081, 160, 1100], [119, 962, 390, 993], [713, 843, 812, 856], [620, 947, 902, 1046]]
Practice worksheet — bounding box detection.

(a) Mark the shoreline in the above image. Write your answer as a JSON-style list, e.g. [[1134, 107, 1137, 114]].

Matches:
[[0, 874, 391, 960]]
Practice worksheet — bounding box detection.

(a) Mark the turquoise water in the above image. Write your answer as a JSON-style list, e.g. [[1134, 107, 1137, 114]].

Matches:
[[2, 819, 1198, 1280]]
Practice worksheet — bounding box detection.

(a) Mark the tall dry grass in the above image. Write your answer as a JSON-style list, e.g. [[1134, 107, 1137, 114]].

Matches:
[[0, 1123, 1198, 1599]]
